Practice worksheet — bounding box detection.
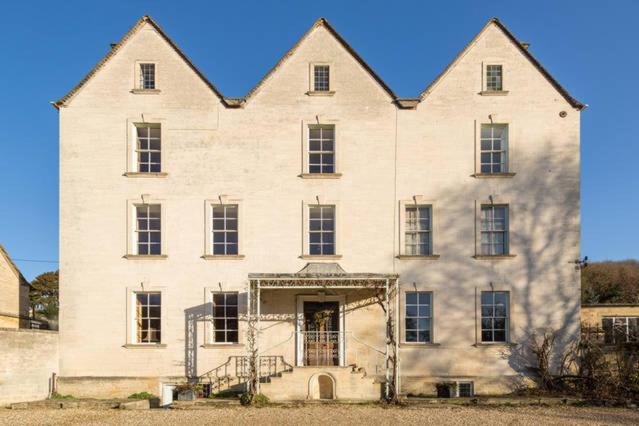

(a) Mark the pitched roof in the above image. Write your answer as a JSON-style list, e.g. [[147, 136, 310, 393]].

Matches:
[[419, 17, 586, 111], [0, 244, 28, 285], [53, 15, 227, 109], [53, 16, 585, 111], [242, 17, 397, 103]]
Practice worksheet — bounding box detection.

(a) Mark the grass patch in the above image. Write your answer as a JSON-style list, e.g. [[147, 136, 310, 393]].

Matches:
[[50, 392, 75, 400], [128, 392, 158, 400]]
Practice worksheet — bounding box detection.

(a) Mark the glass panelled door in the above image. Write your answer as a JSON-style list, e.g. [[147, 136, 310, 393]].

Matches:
[[303, 301, 340, 366]]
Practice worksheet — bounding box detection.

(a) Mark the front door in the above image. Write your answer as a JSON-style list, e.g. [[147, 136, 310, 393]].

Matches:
[[303, 301, 340, 366]]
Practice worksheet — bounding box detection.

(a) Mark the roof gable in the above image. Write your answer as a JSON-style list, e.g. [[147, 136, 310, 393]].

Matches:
[[241, 18, 397, 103], [53, 16, 584, 111], [419, 18, 585, 111], [0, 244, 28, 285], [54, 15, 226, 109]]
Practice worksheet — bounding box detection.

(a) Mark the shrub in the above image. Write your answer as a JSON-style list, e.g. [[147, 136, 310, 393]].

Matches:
[[50, 392, 74, 400], [128, 392, 158, 400], [240, 392, 269, 406]]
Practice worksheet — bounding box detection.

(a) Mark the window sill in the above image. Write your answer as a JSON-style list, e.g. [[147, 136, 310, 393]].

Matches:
[[299, 173, 342, 179], [397, 255, 440, 260], [124, 172, 168, 178], [130, 89, 161, 94], [473, 254, 517, 260], [479, 90, 509, 96], [201, 343, 244, 349], [300, 255, 343, 260], [201, 255, 245, 260], [400, 342, 441, 348], [123, 343, 167, 349], [472, 172, 516, 178], [306, 91, 335, 96], [124, 254, 168, 260], [473, 342, 517, 348]]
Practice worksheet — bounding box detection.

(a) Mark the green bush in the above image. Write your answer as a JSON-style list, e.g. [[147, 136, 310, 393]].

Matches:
[[208, 389, 242, 399], [240, 392, 269, 406], [128, 392, 158, 400], [50, 392, 74, 400]]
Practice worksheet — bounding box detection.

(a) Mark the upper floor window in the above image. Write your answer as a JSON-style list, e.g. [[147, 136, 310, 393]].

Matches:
[[309, 205, 335, 255], [135, 292, 161, 344], [308, 125, 335, 174], [212, 292, 239, 343], [405, 206, 432, 256], [139, 63, 156, 89], [480, 124, 508, 174], [486, 65, 502, 91], [405, 292, 432, 343], [602, 317, 639, 344], [481, 291, 509, 343], [313, 65, 330, 91], [480, 205, 509, 256], [136, 124, 161, 173], [212, 205, 238, 255], [136, 204, 161, 255]]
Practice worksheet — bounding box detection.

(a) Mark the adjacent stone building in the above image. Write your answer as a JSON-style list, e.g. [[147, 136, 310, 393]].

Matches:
[[0, 245, 30, 328], [54, 16, 584, 401]]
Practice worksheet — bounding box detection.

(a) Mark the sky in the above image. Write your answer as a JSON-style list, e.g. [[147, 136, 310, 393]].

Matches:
[[0, 0, 637, 280]]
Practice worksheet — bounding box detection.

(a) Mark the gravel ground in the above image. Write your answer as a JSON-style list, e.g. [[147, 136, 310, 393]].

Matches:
[[1, 405, 638, 426]]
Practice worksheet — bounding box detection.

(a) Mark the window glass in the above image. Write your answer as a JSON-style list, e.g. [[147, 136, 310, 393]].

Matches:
[[314, 65, 330, 91], [212, 292, 239, 343], [481, 291, 509, 342], [405, 206, 432, 255], [308, 125, 335, 173], [480, 205, 509, 256], [136, 124, 161, 173], [309, 205, 335, 255], [135, 292, 161, 343], [405, 292, 432, 343], [480, 124, 508, 173], [486, 65, 502, 91], [136, 204, 161, 255], [140, 63, 156, 89], [212, 205, 238, 255]]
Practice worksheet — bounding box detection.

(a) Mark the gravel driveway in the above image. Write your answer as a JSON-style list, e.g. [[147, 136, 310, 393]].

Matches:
[[1, 405, 638, 425]]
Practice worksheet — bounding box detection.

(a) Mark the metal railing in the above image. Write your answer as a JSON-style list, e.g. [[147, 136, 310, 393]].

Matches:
[[302, 331, 341, 366], [198, 355, 293, 395]]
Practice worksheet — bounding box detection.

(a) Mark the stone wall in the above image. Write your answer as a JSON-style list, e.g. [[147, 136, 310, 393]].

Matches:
[[0, 328, 58, 406]]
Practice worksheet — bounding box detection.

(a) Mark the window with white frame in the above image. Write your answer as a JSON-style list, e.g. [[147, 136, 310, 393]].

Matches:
[[481, 291, 509, 343], [135, 124, 161, 173], [136, 204, 161, 255], [405, 292, 432, 343], [212, 205, 238, 255], [602, 317, 639, 344], [308, 125, 335, 174], [480, 205, 509, 256], [309, 205, 335, 255], [486, 65, 502, 91], [212, 292, 239, 343], [134, 292, 161, 343], [480, 124, 508, 174], [405, 206, 432, 255], [139, 63, 156, 89], [313, 65, 330, 91]]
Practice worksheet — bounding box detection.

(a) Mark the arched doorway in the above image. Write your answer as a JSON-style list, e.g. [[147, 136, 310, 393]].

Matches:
[[308, 372, 336, 400]]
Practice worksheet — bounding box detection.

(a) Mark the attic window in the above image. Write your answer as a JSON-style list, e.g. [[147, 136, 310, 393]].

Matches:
[[314, 65, 330, 91], [140, 63, 156, 89], [486, 65, 502, 91]]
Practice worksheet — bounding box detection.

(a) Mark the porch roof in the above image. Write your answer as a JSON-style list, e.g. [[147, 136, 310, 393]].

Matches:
[[249, 263, 398, 288]]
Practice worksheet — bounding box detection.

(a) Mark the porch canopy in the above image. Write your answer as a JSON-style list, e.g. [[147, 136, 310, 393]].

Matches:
[[246, 263, 400, 399], [248, 262, 398, 288]]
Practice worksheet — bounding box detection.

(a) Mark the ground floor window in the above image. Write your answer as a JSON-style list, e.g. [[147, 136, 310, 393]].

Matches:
[[135, 292, 161, 343], [212, 292, 239, 343], [405, 292, 432, 343], [603, 317, 639, 344], [480, 291, 509, 343]]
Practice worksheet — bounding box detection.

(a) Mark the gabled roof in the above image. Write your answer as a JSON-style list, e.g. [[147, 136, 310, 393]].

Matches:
[[53, 15, 227, 109], [53, 15, 585, 111], [0, 244, 28, 285], [241, 17, 398, 103], [419, 17, 586, 111]]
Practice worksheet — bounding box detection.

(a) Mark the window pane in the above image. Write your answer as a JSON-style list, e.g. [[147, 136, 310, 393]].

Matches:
[[406, 293, 418, 305]]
